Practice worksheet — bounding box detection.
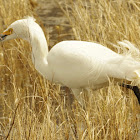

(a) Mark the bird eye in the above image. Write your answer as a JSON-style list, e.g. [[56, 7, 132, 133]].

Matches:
[[8, 28, 13, 34]]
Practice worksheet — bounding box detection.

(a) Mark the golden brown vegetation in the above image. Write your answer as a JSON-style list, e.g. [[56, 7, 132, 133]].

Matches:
[[0, 0, 139, 139]]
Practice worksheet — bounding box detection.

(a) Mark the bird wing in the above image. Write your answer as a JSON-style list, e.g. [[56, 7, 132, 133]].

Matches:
[[47, 41, 122, 88]]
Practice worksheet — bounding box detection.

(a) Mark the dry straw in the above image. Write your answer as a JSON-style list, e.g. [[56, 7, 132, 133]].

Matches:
[[0, 0, 139, 139]]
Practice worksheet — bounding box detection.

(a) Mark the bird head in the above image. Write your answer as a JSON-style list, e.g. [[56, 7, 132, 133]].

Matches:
[[0, 17, 35, 42]]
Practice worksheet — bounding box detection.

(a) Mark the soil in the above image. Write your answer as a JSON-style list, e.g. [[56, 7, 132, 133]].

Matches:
[[35, 0, 74, 47]]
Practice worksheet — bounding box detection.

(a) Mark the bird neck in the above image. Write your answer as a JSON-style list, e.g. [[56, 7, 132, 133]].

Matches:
[[28, 25, 49, 77]]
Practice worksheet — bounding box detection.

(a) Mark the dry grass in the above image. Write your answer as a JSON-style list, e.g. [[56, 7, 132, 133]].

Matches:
[[0, 0, 139, 139]]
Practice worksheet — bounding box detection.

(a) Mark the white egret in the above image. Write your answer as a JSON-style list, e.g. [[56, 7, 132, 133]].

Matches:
[[0, 17, 140, 104]]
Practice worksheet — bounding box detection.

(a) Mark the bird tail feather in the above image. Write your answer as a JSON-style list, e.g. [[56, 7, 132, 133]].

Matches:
[[123, 61, 140, 84], [111, 40, 140, 83], [134, 69, 140, 79], [108, 55, 140, 83]]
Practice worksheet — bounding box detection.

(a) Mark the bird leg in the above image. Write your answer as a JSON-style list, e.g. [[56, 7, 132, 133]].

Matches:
[[71, 88, 85, 108], [121, 83, 140, 104]]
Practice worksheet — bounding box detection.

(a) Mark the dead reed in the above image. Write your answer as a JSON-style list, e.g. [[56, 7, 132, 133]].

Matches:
[[0, 0, 139, 139]]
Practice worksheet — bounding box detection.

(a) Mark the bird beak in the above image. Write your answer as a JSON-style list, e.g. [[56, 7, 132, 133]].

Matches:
[[0, 34, 8, 41], [0, 28, 13, 41]]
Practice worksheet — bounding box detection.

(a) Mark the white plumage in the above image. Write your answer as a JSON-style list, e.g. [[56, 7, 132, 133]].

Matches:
[[0, 17, 140, 103], [48, 41, 140, 89]]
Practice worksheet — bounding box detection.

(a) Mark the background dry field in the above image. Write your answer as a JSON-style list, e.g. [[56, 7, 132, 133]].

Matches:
[[0, 0, 140, 139]]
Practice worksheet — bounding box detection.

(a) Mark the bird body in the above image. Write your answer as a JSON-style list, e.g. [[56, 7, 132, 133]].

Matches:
[[47, 40, 140, 90], [47, 41, 123, 88], [0, 17, 140, 103]]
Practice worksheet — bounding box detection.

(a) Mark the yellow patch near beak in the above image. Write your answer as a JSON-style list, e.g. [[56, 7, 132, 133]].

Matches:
[[3, 28, 13, 35]]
